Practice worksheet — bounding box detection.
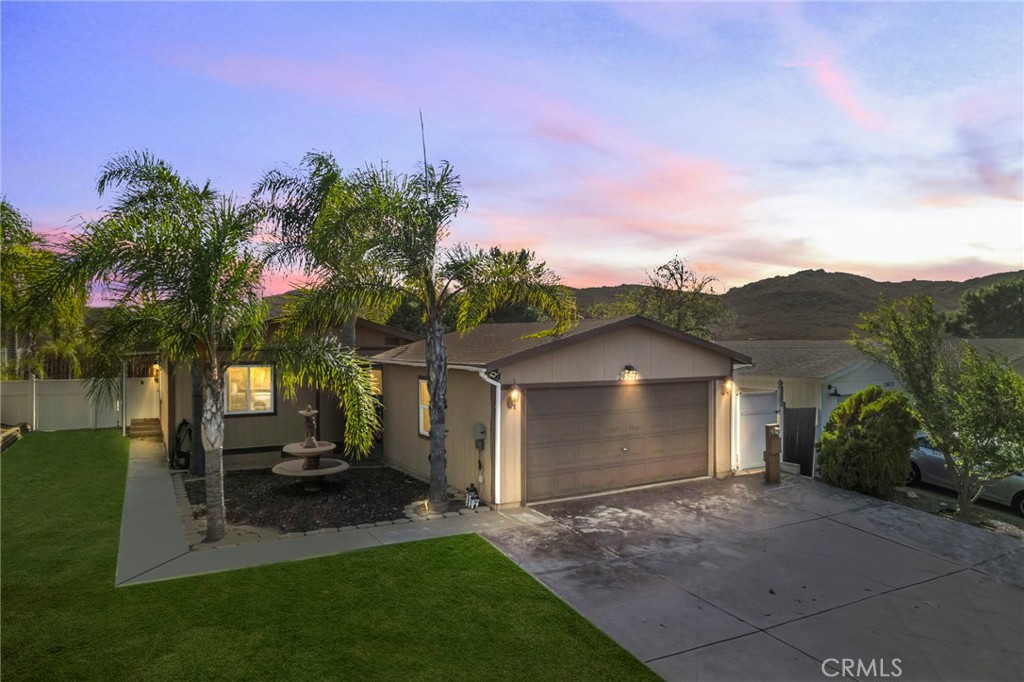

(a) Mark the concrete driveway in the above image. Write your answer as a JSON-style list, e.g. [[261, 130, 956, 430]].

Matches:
[[483, 475, 1024, 682]]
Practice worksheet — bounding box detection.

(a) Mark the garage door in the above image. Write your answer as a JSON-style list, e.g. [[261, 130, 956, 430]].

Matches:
[[525, 382, 709, 502]]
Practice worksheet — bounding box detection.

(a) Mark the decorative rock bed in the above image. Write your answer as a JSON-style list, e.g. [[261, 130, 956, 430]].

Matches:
[[179, 466, 490, 537]]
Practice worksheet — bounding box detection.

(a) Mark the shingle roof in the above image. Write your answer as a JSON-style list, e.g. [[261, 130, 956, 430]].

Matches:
[[721, 340, 865, 379], [375, 316, 751, 369], [721, 338, 1024, 379]]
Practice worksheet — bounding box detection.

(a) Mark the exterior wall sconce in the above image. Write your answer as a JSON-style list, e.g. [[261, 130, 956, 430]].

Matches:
[[722, 378, 734, 395], [151, 363, 161, 383], [506, 383, 521, 409], [620, 365, 638, 382]]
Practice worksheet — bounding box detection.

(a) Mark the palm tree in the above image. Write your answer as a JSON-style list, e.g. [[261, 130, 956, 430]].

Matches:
[[260, 157, 578, 509], [1, 199, 87, 378], [253, 151, 358, 348], [45, 152, 379, 541]]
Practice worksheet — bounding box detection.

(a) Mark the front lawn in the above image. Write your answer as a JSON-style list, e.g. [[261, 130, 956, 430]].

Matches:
[[1, 430, 656, 681]]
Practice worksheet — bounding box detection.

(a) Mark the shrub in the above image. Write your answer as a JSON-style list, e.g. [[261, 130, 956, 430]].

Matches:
[[817, 385, 918, 499]]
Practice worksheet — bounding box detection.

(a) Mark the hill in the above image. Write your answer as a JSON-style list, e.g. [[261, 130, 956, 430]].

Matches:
[[576, 269, 1022, 340], [153, 269, 1019, 342]]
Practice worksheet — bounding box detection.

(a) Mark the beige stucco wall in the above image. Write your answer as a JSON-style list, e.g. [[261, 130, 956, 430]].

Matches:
[[381, 365, 494, 502], [500, 326, 733, 385]]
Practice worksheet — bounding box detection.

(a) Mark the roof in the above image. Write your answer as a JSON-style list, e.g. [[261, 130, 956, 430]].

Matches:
[[352, 318, 422, 343], [721, 340, 865, 379], [374, 316, 751, 369], [721, 338, 1024, 379]]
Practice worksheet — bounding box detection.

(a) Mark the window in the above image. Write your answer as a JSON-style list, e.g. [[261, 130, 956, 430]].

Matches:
[[225, 365, 275, 415], [418, 378, 431, 437], [370, 368, 383, 396]]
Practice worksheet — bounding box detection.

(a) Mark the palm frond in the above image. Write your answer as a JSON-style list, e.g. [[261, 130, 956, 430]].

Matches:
[[444, 246, 578, 336], [265, 336, 381, 459]]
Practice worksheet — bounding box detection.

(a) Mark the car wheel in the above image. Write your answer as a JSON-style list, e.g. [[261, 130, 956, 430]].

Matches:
[[906, 463, 921, 486], [1012, 492, 1024, 519]]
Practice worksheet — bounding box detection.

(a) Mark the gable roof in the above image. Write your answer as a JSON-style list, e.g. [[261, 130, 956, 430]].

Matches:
[[375, 316, 751, 370], [722, 338, 1024, 379]]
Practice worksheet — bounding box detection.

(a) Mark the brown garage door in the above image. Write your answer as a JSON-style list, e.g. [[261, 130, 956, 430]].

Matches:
[[525, 382, 709, 502]]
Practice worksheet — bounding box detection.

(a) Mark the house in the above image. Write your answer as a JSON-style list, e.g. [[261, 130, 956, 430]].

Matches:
[[161, 318, 420, 456], [721, 338, 1024, 477], [373, 316, 751, 507]]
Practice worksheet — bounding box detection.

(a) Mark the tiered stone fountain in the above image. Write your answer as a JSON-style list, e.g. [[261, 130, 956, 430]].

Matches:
[[272, 405, 349, 491]]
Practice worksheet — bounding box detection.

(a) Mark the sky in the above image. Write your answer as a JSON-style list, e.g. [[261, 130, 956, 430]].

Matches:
[[2, 1, 1022, 294]]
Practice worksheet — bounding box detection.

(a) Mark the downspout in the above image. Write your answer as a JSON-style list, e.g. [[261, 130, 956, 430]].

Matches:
[[477, 370, 502, 506]]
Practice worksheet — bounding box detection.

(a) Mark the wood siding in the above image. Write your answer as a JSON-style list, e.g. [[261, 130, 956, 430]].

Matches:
[[381, 365, 494, 502], [500, 326, 733, 385]]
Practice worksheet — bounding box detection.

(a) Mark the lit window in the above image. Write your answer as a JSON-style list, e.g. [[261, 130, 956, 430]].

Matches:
[[370, 368, 383, 396], [418, 378, 431, 437], [225, 365, 275, 415]]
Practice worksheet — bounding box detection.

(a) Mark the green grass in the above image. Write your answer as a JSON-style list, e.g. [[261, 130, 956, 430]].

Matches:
[[1, 430, 657, 681]]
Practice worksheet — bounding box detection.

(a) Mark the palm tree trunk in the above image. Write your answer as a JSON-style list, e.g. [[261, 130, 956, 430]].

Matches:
[[189, 361, 206, 476], [426, 310, 449, 509], [201, 364, 227, 541]]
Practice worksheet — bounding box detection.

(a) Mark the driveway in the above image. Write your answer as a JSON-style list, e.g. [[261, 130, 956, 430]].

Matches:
[[483, 475, 1024, 682]]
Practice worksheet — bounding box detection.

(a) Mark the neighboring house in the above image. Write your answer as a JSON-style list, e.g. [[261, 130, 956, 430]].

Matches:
[[374, 316, 751, 508], [162, 318, 419, 456], [721, 338, 1024, 478]]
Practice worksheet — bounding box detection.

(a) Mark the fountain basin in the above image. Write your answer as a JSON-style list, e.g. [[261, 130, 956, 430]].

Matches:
[[272, 457, 349, 492]]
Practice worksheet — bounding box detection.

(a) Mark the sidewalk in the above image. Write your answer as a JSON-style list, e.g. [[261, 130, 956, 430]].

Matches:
[[115, 439, 548, 587]]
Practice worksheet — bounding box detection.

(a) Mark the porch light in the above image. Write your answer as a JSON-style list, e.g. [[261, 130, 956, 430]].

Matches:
[[506, 384, 521, 409], [151, 363, 161, 383], [722, 378, 734, 395], [620, 365, 638, 382]]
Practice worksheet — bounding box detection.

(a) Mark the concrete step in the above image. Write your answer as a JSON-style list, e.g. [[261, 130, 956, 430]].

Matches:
[[130, 419, 162, 439]]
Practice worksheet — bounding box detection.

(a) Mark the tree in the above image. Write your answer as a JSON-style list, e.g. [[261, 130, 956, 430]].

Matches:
[[817, 385, 918, 499], [853, 295, 1024, 519], [586, 255, 726, 339], [948, 277, 1024, 338], [1, 199, 87, 379], [259, 157, 577, 509], [44, 152, 379, 541]]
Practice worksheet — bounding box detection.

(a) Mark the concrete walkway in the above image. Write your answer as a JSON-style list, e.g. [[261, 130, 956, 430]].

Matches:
[[115, 439, 545, 587]]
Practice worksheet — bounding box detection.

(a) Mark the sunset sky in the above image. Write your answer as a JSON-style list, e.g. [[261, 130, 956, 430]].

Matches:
[[3, 1, 1022, 293]]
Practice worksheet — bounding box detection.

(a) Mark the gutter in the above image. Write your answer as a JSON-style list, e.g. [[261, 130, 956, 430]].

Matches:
[[476, 369, 502, 506]]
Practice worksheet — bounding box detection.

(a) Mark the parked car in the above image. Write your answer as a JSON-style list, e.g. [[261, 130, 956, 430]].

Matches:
[[907, 434, 1024, 517]]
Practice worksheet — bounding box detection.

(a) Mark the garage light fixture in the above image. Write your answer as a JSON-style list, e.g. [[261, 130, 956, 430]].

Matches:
[[722, 378, 734, 395], [151, 363, 160, 383], [620, 365, 638, 382], [506, 383, 521, 409]]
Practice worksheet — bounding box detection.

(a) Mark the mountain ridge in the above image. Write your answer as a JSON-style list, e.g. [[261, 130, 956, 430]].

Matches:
[[576, 269, 1023, 340]]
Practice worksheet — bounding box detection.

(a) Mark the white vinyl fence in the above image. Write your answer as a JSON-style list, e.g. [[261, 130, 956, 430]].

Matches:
[[0, 379, 133, 431]]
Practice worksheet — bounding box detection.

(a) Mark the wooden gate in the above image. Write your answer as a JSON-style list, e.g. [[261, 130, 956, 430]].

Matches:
[[783, 407, 817, 477]]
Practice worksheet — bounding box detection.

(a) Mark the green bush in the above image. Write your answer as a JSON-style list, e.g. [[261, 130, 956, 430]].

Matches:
[[817, 385, 918, 499]]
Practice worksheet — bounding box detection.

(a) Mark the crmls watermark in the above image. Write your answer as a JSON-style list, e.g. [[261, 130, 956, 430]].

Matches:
[[822, 658, 903, 678]]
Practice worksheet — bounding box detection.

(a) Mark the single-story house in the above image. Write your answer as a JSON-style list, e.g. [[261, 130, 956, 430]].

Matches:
[[160, 318, 420, 456], [373, 316, 752, 508], [721, 338, 1024, 477]]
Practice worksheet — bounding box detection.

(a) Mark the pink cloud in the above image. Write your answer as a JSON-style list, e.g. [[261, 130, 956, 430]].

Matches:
[[165, 52, 406, 108], [785, 58, 885, 131]]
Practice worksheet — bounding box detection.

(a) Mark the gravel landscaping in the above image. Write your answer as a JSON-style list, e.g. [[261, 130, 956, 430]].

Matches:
[[183, 466, 441, 533]]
